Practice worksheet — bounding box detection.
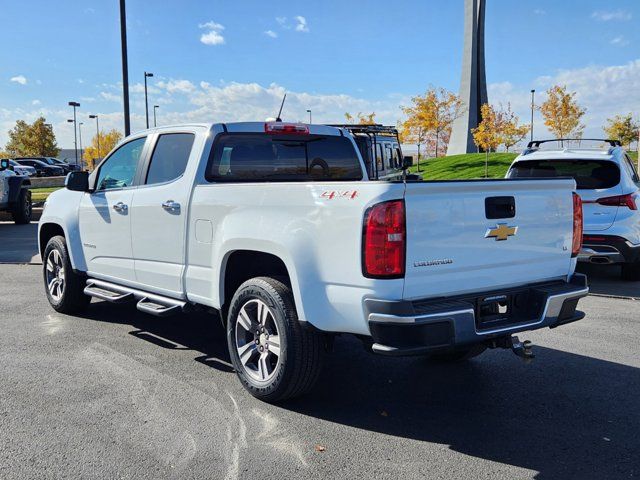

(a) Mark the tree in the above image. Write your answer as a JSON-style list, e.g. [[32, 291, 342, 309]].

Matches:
[[401, 87, 464, 158], [344, 112, 376, 124], [603, 113, 639, 149], [472, 103, 504, 178], [499, 103, 530, 152], [540, 85, 586, 142], [83, 129, 123, 170], [398, 120, 427, 169], [4, 117, 59, 157]]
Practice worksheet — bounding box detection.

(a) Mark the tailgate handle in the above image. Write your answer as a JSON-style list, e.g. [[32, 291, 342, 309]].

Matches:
[[485, 196, 515, 219]]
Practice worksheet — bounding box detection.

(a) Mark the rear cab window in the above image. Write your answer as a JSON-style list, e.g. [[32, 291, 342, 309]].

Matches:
[[206, 133, 363, 182], [507, 159, 621, 190]]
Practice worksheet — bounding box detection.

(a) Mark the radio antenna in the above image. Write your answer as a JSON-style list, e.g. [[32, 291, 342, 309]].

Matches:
[[275, 93, 287, 122]]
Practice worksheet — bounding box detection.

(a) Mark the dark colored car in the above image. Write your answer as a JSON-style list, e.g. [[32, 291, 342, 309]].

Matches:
[[14, 158, 64, 177], [47, 157, 81, 173]]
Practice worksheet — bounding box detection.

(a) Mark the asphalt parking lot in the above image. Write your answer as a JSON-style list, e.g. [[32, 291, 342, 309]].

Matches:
[[1, 222, 639, 479]]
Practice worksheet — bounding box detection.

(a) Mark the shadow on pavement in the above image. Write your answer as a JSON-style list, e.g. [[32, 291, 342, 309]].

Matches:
[[577, 263, 640, 299], [79, 299, 639, 479], [0, 222, 40, 264]]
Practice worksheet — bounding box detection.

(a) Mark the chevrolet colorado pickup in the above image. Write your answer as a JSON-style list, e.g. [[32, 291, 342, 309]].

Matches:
[[39, 122, 588, 402]]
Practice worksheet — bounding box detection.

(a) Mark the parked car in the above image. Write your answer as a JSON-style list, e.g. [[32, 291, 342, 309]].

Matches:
[[39, 122, 588, 402], [47, 157, 81, 173], [7, 159, 37, 177], [0, 158, 32, 224], [14, 158, 64, 177], [507, 139, 640, 281]]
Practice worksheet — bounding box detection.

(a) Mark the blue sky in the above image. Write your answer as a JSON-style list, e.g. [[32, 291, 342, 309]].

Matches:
[[1, 0, 639, 149]]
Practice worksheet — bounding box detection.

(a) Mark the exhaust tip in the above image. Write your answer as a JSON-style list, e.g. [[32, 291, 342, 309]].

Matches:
[[589, 256, 611, 265]]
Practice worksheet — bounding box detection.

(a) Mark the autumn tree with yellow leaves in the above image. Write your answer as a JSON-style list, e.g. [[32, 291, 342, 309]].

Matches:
[[83, 129, 123, 171], [472, 103, 504, 178], [500, 103, 530, 152], [344, 112, 376, 124], [603, 113, 639, 149], [540, 85, 586, 143]]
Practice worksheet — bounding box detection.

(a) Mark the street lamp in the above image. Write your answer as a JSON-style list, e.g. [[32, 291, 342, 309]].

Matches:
[[120, 0, 131, 136], [68, 101, 80, 164], [78, 122, 84, 168], [144, 71, 154, 129], [153, 105, 159, 127], [89, 114, 100, 161], [306, 109, 312, 124], [530, 89, 535, 143]]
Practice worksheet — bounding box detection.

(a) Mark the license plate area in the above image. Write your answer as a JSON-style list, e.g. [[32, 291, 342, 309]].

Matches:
[[475, 288, 544, 331]]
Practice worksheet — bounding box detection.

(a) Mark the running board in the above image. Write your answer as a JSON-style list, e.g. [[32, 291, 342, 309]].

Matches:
[[84, 279, 188, 317]]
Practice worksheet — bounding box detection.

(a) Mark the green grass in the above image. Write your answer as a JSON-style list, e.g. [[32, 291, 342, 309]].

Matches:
[[629, 151, 638, 162], [408, 153, 518, 180], [30, 186, 62, 203]]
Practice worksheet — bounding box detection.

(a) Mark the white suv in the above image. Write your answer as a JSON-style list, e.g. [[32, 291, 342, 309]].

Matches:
[[508, 139, 640, 281]]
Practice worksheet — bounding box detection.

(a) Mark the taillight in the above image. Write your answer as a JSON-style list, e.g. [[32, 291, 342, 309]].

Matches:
[[264, 122, 309, 135], [362, 200, 406, 278], [595, 193, 638, 210], [572, 192, 583, 257]]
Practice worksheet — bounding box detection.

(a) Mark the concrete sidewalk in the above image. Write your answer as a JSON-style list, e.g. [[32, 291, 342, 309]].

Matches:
[[0, 222, 40, 264]]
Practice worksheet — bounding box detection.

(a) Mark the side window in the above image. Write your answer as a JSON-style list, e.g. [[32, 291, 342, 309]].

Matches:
[[384, 144, 393, 169], [624, 155, 640, 184], [375, 144, 384, 172], [96, 137, 146, 191], [145, 133, 195, 185]]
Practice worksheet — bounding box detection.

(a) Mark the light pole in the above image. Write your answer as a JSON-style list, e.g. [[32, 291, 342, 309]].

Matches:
[[89, 114, 100, 160], [144, 71, 154, 129], [530, 89, 535, 142], [78, 122, 84, 168], [306, 109, 312, 124], [120, 0, 131, 136], [68, 101, 80, 164], [153, 105, 159, 127]]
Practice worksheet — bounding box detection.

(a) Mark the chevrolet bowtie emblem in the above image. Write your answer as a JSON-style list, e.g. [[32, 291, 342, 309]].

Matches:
[[485, 223, 518, 241]]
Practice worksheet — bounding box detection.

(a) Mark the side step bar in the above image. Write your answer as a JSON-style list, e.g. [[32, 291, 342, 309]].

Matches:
[[84, 279, 188, 317]]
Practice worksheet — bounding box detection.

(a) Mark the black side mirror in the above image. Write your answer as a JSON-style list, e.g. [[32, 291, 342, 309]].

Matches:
[[402, 156, 413, 170], [66, 171, 90, 192], [0, 159, 8, 170]]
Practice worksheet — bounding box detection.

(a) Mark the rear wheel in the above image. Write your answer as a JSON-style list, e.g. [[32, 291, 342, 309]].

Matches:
[[11, 188, 31, 224], [621, 261, 640, 281], [43, 236, 90, 314], [227, 277, 324, 402], [427, 345, 486, 363]]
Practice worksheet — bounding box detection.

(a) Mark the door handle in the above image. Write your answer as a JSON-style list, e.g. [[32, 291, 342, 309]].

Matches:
[[162, 200, 181, 213], [112, 202, 128, 213]]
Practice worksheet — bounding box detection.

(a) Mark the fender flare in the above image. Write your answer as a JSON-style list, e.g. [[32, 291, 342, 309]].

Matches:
[[7, 176, 31, 204]]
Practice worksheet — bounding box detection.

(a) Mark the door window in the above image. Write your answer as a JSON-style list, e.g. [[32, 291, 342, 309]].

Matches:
[[145, 133, 195, 185], [96, 137, 146, 190], [623, 155, 640, 184]]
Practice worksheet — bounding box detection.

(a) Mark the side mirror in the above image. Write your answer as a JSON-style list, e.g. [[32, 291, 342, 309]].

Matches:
[[402, 156, 413, 169], [0, 159, 8, 170], [65, 171, 90, 192]]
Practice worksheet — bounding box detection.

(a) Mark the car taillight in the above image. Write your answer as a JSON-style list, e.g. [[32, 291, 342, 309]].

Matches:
[[595, 193, 638, 210], [572, 192, 583, 258], [363, 200, 405, 278], [264, 122, 309, 135]]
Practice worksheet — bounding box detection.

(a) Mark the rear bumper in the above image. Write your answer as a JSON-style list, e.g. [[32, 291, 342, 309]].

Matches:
[[579, 235, 640, 265], [365, 274, 589, 356]]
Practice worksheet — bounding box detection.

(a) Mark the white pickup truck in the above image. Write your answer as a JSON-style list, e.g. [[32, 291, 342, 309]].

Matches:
[[39, 122, 588, 401]]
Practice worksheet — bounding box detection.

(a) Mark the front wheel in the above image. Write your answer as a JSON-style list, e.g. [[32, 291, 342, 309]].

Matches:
[[621, 261, 640, 281], [227, 277, 324, 402], [11, 188, 31, 224], [43, 236, 91, 314]]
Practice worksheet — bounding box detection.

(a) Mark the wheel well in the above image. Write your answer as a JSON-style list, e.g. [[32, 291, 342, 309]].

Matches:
[[222, 250, 291, 315], [39, 223, 65, 257]]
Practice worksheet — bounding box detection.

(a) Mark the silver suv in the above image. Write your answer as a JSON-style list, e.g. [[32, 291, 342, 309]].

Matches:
[[507, 139, 640, 281]]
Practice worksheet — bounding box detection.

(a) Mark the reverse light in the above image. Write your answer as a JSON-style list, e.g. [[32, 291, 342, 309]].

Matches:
[[362, 200, 406, 278], [595, 193, 638, 210], [572, 192, 583, 258], [264, 122, 310, 135]]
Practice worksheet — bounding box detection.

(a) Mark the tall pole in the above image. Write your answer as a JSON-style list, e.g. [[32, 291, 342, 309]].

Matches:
[[89, 115, 100, 159], [306, 109, 312, 124], [153, 105, 159, 127], [120, 0, 131, 136], [530, 89, 535, 142], [68, 102, 80, 165], [78, 122, 83, 168], [144, 72, 154, 129]]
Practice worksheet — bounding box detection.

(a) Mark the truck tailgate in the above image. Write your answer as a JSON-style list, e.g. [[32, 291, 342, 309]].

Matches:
[[402, 179, 576, 300]]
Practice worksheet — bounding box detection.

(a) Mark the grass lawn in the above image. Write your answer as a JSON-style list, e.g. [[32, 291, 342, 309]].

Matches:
[[409, 153, 518, 180], [30, 186, 62, 203], [629, 151, 638, 162]]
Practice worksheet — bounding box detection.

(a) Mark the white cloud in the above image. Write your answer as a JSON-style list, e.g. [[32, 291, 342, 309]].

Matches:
[[533, 9, 546, 15], [276, 17, 288, 27], [610, 36, 629, 47], [591, 10, 632, 21], [264, 30, 278, 38], [199, 21, 225, 45], [31, 99, 41, 106], [156, 79, 196, 94], [10, 75, 27, 85], [294, 16, 309, 32], [100, 91, 121, 102]]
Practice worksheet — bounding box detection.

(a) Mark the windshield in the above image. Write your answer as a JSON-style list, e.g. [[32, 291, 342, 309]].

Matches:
[[508, 159, 621, 190]]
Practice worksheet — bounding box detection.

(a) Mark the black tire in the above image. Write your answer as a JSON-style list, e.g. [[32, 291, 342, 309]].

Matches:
[[621, 261, 640, 281], [43, 235, 91, 314], [11, 188, 32, 224], [227, 277, 324, 402], [427, 344, 486, 363]]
